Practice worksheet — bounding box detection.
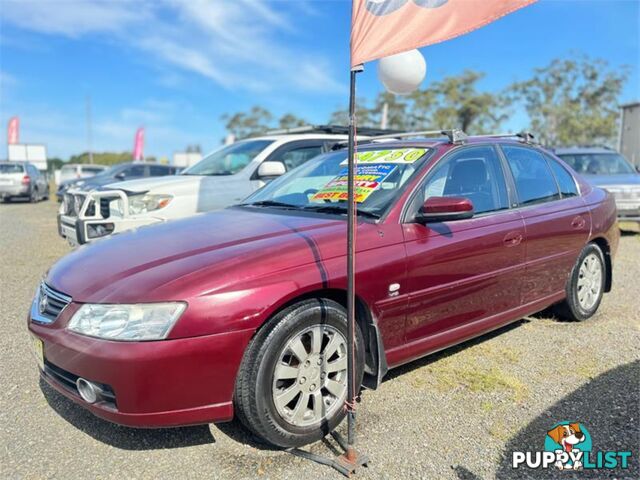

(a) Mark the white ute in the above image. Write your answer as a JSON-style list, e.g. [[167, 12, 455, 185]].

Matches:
[[58, 127, 381, 245]]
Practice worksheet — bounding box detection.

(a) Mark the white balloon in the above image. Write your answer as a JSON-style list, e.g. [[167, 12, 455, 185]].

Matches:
[[378, 49, 427, 95]]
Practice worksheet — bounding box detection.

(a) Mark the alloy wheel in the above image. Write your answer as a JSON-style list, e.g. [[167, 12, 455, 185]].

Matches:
[[271, 324, 348, 427], [577, 252, 603, 311]]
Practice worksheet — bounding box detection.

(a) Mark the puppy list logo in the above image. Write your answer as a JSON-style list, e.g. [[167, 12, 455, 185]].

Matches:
[[512, 421, 632, 471]]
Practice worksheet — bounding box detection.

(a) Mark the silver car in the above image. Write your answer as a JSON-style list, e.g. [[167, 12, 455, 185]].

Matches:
[[0, 162, 49, 203], [555, 147, 640, 224]]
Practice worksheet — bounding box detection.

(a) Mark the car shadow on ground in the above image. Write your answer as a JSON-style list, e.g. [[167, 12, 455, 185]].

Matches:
[[39, 378, 216, 450], [455, 360, 639, 479]]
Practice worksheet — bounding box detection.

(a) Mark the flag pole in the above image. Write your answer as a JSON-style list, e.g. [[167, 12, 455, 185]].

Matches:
[[285, 65, 368, 477], [338, 63, 368, 474]]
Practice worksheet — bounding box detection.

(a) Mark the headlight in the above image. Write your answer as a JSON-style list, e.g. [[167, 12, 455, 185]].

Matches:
[[129, 194, 173, 215], [67, 303, 186, 341]]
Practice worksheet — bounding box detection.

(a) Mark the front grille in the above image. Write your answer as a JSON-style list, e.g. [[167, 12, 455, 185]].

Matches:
[[100, 198, 111, 219], [35, 283, 72, 323], [44, 359, 117, 409]]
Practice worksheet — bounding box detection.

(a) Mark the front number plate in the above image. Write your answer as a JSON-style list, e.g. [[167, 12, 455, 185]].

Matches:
[[30, 335, 44, 370]]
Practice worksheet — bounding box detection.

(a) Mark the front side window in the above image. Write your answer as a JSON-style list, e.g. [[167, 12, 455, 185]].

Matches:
[[503, 146, 560, 206], [272, 145, 324, 171], [182, 140, 273, 176], [150, 165, 171, 176], [243, 147, 431, 218], [557, 153, 635, 175], [421, 146, 509, 215], [548, 157, 579, 198], [125, 165, 146, 178]]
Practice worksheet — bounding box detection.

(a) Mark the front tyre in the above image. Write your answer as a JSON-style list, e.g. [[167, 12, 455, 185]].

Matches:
[[234, 298, 364, 448], [555, 243, 606, 321]]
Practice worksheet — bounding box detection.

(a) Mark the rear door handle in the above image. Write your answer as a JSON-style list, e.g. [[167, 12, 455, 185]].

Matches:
[[571, 216, 586, 229], [503, 231, 523, 247]]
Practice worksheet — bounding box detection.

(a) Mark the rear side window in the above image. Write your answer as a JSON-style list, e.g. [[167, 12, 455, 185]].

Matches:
[[547, 157, 578, 198], [0, 164, 24, 173], [421, 146, 509, 215], [502, 146, 560, 206]]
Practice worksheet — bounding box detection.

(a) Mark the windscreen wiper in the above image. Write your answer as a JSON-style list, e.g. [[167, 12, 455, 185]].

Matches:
[[238, 200, 301, 209], [303, 204, 380, 219]]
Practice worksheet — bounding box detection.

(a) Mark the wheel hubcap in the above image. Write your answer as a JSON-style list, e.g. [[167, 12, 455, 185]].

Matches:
[[272, 325, 347, 427], [577, 253, 603, 310]]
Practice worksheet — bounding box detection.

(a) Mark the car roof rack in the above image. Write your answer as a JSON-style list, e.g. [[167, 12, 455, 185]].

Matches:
[[331, 128, 468, 150], [263, 124, 405, 137], [469, 131, 537, 144]]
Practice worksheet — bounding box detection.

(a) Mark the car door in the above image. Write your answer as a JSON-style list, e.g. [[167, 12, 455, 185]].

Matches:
[[402, 145, 526, 344], [500, 145, 591, 303]]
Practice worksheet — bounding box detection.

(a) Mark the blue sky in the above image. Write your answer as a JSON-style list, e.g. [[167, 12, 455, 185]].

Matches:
[[0, 0, 638, 160]]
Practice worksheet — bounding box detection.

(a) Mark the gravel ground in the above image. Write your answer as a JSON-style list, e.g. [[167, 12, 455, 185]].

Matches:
[[1, 199, 638, 479]]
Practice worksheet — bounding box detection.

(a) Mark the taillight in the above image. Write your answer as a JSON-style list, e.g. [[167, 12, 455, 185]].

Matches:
[[22, 175, 31, 185]]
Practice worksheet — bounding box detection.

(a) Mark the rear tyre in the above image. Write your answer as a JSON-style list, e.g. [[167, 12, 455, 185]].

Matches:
[[555, 243, 606, 321], [234, 298, 365, 448], [29, 188, 37, 203]]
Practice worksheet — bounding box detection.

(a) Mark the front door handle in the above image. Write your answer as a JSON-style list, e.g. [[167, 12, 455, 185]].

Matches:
[[503, 231, 523, 247], [571, 216, 586, 229]]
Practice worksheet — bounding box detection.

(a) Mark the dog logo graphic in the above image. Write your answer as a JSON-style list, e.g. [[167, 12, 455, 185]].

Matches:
[[545, 422, 590, 470]]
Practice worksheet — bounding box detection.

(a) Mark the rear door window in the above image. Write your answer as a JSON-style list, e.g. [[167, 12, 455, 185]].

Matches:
[[502, 146, 560, 206], [547, 157, 579, 198]]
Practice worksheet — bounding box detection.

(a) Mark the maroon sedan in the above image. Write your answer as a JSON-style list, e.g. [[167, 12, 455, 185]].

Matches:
[[29, 134, 619, 448]]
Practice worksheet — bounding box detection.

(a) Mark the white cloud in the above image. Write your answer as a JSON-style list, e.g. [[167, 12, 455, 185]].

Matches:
[[1, 0, 344, 95]]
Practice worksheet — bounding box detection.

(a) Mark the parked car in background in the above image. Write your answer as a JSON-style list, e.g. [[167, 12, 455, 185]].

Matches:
[[30, 132, 619, 448], [56, 162, 179, 202], [0, 161, 49, 203], [555, 146, 640, 224], [58, 163, 108, 185], [56, 126, 394, 245]]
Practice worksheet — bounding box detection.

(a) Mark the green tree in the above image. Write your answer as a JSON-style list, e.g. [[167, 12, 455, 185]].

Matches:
[[221, 106, 273, 139], [411, 70, 506, 133], [328, 97, 375, 127], [278, 113, 307, 130], [370, 92, 410, 130], [68, 152, 132, 166], [508, 56, 629, 146]]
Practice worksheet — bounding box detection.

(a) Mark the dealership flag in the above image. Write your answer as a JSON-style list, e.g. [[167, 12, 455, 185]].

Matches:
[[351, 0, 536, 66], [133, 127, 144, 161], [7, 117, 19, 144]]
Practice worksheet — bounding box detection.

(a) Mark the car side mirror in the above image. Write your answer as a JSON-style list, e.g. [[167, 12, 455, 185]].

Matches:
[[415, 196, 474, 223], [258, 161, 286, 178], [115, 172, 126, 180]]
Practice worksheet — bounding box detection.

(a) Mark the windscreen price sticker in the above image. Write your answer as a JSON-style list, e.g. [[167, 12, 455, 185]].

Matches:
[[312, 164, 397, 203], [340, 148, 427, 165]]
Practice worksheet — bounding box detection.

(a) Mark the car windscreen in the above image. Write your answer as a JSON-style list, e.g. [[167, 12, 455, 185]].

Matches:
[[182, 140, 274, 176], [0, 164, 24, 174], [558, 153, 635, 175], [241, 147, 431, 218]]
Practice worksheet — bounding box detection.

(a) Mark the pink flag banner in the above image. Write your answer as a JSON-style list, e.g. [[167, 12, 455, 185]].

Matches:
[[351, 0, 536, 66], [7, 117, 19, 144], [133, 127, 145, 161]]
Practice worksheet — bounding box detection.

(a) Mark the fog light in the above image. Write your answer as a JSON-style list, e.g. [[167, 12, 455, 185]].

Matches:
[[76, 378, 101, 404], [87, 223, 115, 239]]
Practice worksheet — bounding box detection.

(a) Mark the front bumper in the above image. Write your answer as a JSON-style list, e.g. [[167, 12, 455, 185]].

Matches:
[[58, 189, 162, 245], [29, 306, 254, 427], [615, 200, 640, 222]]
